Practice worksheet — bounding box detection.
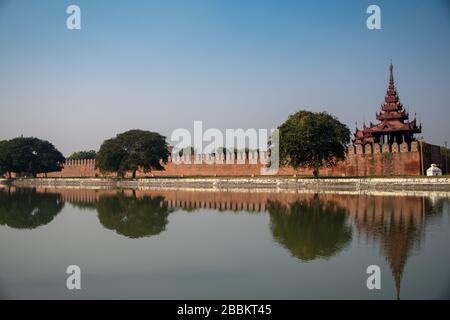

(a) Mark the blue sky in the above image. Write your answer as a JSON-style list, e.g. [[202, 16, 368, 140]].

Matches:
[[0, 0, 449, 155]]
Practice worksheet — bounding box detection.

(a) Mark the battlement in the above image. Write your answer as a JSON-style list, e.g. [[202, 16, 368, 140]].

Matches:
[[63, 152, 270, 167], [64, 159, 96, 166], [168, 151, 269, 165], [347, 141, 420, 156]]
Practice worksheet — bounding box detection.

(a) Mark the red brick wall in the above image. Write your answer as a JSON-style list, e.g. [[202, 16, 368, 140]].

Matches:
[[39, 141, 427, 178]]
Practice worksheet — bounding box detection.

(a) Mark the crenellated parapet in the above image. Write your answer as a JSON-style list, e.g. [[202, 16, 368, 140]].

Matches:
[[392, 142, 399, 153], [62, 151, 272, 167], [165, 151, 270, 165], [346, 141, 420, 156], [64, 159, 96, 167]]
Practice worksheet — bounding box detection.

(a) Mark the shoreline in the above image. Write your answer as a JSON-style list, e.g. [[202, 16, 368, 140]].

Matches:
[[2, 177, 450, 194]]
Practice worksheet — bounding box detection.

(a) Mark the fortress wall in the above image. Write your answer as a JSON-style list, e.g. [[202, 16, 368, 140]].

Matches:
[[41, 142, 424, 178]]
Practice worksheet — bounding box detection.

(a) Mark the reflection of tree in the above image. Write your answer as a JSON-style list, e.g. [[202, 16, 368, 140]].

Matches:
[[0, 188, 64, 229], [96, 193, 173, 239], [267, 196, 352, 261]]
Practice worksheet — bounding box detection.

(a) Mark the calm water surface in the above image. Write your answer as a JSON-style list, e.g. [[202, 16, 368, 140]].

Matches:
[[0, 187, 449, 299]]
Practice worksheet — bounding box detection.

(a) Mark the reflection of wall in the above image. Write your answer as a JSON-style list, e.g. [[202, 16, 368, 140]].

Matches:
[[328, 195, 425, 232], [35, 188, 321, 212], [29, 187, 442, 298], [32, 187, 429, 218]]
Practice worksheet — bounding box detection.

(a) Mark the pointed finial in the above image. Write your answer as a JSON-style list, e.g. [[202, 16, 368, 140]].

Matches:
[[389, 62, 394, 81]]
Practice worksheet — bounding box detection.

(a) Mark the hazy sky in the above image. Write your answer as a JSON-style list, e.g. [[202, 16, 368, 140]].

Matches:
[[0, 0, 449, 155]]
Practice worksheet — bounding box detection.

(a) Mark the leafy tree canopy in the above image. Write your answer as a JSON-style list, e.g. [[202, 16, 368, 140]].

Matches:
[[68, 150, 97, 160], [177, 146, 196, 157], [278, 111, 350, 177], [0, 140, 9, 177], [0, 137, 65, 177], [96, 129, 170, 178]]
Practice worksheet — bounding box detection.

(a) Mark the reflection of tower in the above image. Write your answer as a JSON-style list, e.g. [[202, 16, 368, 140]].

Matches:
[[382, 223, 417, 300], [347, 195, 428, 300]]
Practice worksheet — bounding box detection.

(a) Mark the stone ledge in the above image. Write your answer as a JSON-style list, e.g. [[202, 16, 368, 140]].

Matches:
[[4, 177, 450, 192]]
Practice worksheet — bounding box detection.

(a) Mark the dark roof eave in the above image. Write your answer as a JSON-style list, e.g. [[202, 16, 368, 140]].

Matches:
[[371, 129, 422, 134]]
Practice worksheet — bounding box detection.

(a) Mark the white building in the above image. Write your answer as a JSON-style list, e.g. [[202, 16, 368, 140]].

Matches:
[[426, 164, 442, 176]]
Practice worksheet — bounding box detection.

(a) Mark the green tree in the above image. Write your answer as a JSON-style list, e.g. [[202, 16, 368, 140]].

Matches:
[[178, 146, 195, 157], [267, 197, 352, 261], [68, 150, 97, 160], [278, 111, 350, 177], [0, 140, 11, 178], [96, 129, 170, 178], [5, 137, 65, 177]]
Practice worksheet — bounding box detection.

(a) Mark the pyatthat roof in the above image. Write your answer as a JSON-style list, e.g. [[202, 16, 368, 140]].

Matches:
[[353, 64, 422, 144]]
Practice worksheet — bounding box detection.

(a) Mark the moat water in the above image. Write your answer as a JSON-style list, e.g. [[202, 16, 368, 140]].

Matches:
[[0, 187, 449, 299]]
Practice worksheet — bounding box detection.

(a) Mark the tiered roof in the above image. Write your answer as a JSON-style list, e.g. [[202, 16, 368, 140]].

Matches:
[[353, 64, 421, 145]]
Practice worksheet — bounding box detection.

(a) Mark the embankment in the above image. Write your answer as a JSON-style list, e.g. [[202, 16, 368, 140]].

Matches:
[[4, 177, 450, 193]]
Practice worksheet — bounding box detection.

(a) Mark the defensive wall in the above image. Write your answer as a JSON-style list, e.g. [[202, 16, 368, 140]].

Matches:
[[35, 141, 449, 178]]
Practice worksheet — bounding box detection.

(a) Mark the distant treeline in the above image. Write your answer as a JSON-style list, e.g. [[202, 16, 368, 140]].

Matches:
[[68, 150, 97, 160]]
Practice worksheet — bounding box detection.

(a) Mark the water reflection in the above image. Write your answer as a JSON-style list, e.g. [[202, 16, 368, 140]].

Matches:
[[267, 196, 352, 261], [345, 195, 441, 300], [0, 186, 448, 299], [0, 188, 64, 229], [96, 192, 173, 239]]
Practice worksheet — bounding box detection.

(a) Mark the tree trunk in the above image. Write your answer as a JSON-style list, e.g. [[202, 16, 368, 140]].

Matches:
[[313, 157, 320, 178], [313, 167, 319, 178]]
